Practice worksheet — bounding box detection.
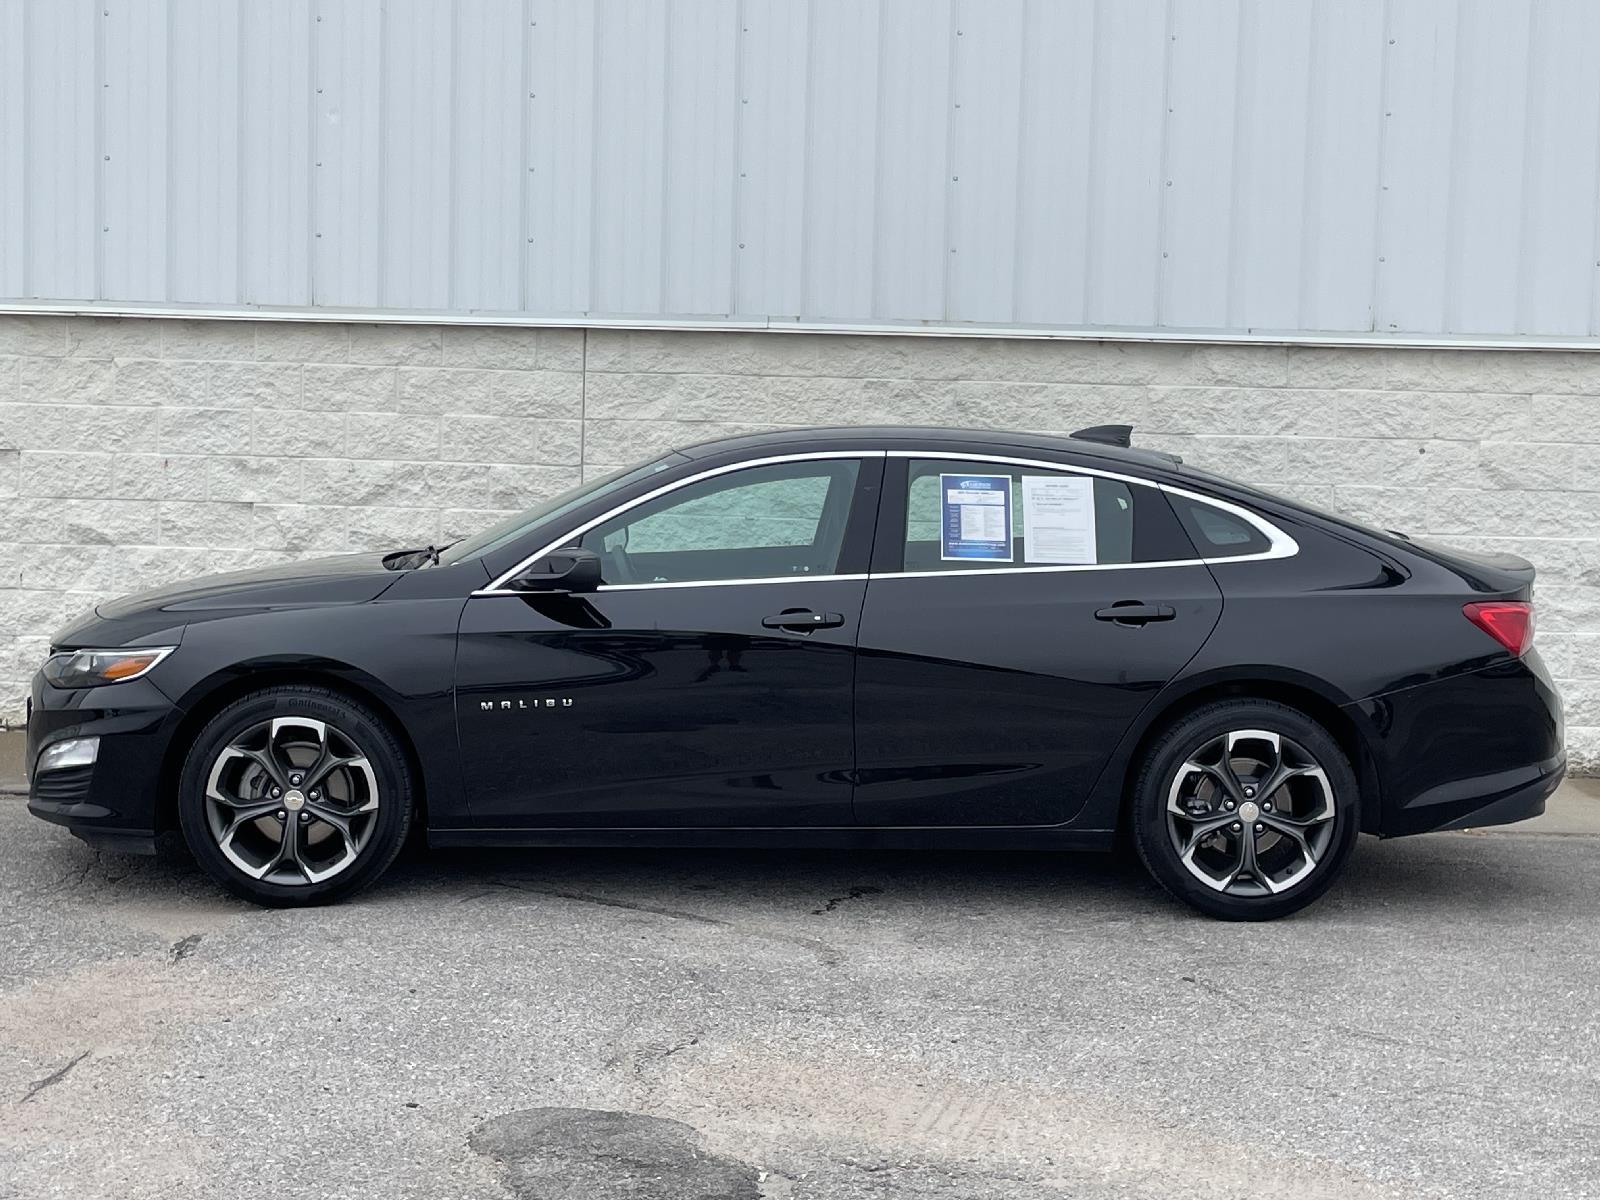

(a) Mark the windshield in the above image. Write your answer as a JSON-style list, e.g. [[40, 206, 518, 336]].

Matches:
[[435, 454, 685, 565]]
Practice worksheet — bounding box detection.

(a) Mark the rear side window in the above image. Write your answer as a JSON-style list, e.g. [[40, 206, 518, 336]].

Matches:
[[899, 459, 1190, 571], [1166, 492, 1273, 558]]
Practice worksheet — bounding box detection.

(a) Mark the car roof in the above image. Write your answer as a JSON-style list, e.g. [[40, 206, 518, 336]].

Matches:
[[673, 425, 1184, 475]]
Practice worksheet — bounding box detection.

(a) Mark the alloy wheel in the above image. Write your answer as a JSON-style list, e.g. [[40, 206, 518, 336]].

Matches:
[[203, 716, 380, 886], [1164, 728, 1336, 897]]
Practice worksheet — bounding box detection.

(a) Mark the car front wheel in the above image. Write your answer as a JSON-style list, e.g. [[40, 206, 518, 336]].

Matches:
[[178, 685, 414, 907], [1131, 699, 1359, 921]]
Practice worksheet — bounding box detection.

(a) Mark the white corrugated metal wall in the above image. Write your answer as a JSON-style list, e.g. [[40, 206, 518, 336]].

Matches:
[[2, 0, 1599, 340]]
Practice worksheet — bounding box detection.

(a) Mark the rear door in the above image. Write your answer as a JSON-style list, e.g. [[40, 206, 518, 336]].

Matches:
[[852, 453, 1223, 827]]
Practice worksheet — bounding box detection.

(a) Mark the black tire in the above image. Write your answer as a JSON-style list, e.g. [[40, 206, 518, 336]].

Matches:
[[1131, 699, 1359, 921], [178, 685, 414, 908]]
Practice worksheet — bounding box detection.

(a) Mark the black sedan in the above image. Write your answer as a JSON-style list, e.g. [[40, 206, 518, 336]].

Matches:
[[26, 425, 1564, 919]]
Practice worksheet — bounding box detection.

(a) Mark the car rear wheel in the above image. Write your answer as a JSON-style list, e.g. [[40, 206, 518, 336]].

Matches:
[[1131, 700, 1359, 920], [178, 685, 414, 907]]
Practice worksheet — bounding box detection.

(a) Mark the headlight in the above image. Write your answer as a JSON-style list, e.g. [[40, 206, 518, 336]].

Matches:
[[41, 646, 175, 689]]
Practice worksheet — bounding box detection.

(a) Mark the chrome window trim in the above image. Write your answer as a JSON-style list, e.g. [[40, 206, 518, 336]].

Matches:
[[595, 573, 870, 592], [473, 450, 887, 596], [1156, 480, 1300, 564], [468, 446, 1297, 596], [886, 450, 1298, 569]]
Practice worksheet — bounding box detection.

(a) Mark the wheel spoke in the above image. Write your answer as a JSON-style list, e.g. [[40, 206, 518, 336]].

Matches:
[[1258, 762, 1312, 803], [230, 745, 290, 791], [301, 751, 355, 792], [1203, 761, 1248, 806], [1261, 814, 1316, 863], [1178, 811, 1237, 855], [304, 800, 354, 841], [220, 799, 280, 831], [244, 812, 303, 881], [1232, 828, 1280, 894]]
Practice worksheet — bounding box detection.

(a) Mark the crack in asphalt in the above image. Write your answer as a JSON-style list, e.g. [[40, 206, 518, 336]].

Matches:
[[168, 934, 203, 965], [486, 881, 843, 966], [45, 855, 98, 896], [21, 1050, 90, 1104], [811, 884, 883, 915]]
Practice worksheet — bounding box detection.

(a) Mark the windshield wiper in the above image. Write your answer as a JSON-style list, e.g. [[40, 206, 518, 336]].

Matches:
[[382, 544, 450, 570]]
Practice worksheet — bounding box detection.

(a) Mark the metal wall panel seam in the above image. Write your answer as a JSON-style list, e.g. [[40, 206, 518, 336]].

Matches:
[[1512, 0, 1537, 333], [1078, 0, 1099, 323], [868, 0, 890, 317], [519, 0, 531, 313], [18, 0, 29, 297], [1589, 17, 1600, 335], [1007, 0, 1031, 324], [1152, 0, 1176, 326], [445, 0, 461, 311], [940, 0, 960, 320], [93, 0, 106, 301], [1004, 0, 1033, 325], [656, 0, 670, 315], [1222, 1, 1251, 328], [306, 1, 318, 308], [796, 0, 818, 318], [373, 0, 387, 307], [587, 3, 604, 318], [234, 3, 248, 308], [1294, 1, 1320, 331], [1370, 0, 1394, 333], [729, 0, 745, 318], [164, 0, 177, 306], [1439, 2, 1469, 332]]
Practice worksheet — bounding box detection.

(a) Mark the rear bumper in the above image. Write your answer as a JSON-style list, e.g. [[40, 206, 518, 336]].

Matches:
[[1351, 651, 1566, 837], [1429, 753, 1565, 831]]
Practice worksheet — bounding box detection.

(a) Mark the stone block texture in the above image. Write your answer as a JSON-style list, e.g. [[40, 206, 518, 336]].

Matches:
[[0, 316, 1594, 772]]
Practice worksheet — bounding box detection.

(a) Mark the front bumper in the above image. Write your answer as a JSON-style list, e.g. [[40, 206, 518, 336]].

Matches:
[[26, 671, 179, 854]]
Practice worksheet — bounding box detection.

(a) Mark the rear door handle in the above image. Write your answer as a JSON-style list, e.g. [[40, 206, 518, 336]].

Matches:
[[1094, 602, 1176, 625], [762, 609, 845, 632]]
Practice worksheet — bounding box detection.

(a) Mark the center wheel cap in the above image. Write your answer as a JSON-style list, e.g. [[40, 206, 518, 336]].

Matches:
[[1238, 801, 1260, 824], [283, 789, 306, 812]]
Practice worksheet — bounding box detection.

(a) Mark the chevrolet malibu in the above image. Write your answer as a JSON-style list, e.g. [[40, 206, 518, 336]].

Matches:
[[26, 425, 1564, 919]]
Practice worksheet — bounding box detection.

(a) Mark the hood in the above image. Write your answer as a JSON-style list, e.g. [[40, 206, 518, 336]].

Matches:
[[93, 553, 402, 622]]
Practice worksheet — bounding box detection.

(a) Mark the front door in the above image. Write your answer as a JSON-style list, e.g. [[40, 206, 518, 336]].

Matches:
[[455, 455, 880, 827], [852, 455, 1223, 827]]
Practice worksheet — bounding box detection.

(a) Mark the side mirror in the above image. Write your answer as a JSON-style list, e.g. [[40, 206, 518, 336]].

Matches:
[[506, 547, 603, 594]]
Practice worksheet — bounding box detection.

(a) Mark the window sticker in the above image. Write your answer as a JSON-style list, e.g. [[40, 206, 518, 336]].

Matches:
[[940, 473, 1013, 562], [1022, 475, 1097, 564]]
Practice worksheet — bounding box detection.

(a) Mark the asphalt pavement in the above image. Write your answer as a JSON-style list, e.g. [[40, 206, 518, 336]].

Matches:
[[2, 789, 1597, 1200]]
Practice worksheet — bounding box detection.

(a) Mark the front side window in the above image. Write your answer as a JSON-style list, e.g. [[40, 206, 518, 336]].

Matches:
[[578, 459, 861, 585], [901, 459, 1185, 571]]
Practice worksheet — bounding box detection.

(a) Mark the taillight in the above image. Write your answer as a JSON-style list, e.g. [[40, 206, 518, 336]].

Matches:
[[1463, 601, 1534, 656]]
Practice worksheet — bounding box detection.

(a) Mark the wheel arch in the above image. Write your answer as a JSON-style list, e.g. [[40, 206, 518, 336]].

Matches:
[[1109, 673, 1382, 837], [156, 664, 430, 835]]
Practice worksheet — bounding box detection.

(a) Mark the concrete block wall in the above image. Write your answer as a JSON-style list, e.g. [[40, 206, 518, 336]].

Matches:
[[0, 315, 1594, 772]]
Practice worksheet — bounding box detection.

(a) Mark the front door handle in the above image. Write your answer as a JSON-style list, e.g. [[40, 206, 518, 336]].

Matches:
[[762, 610, 845, 632], [1094, 602, 1176, 625]]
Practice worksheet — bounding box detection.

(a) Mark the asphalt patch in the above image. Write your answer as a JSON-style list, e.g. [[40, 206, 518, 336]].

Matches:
[[471, 1107, 762, 1200]]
